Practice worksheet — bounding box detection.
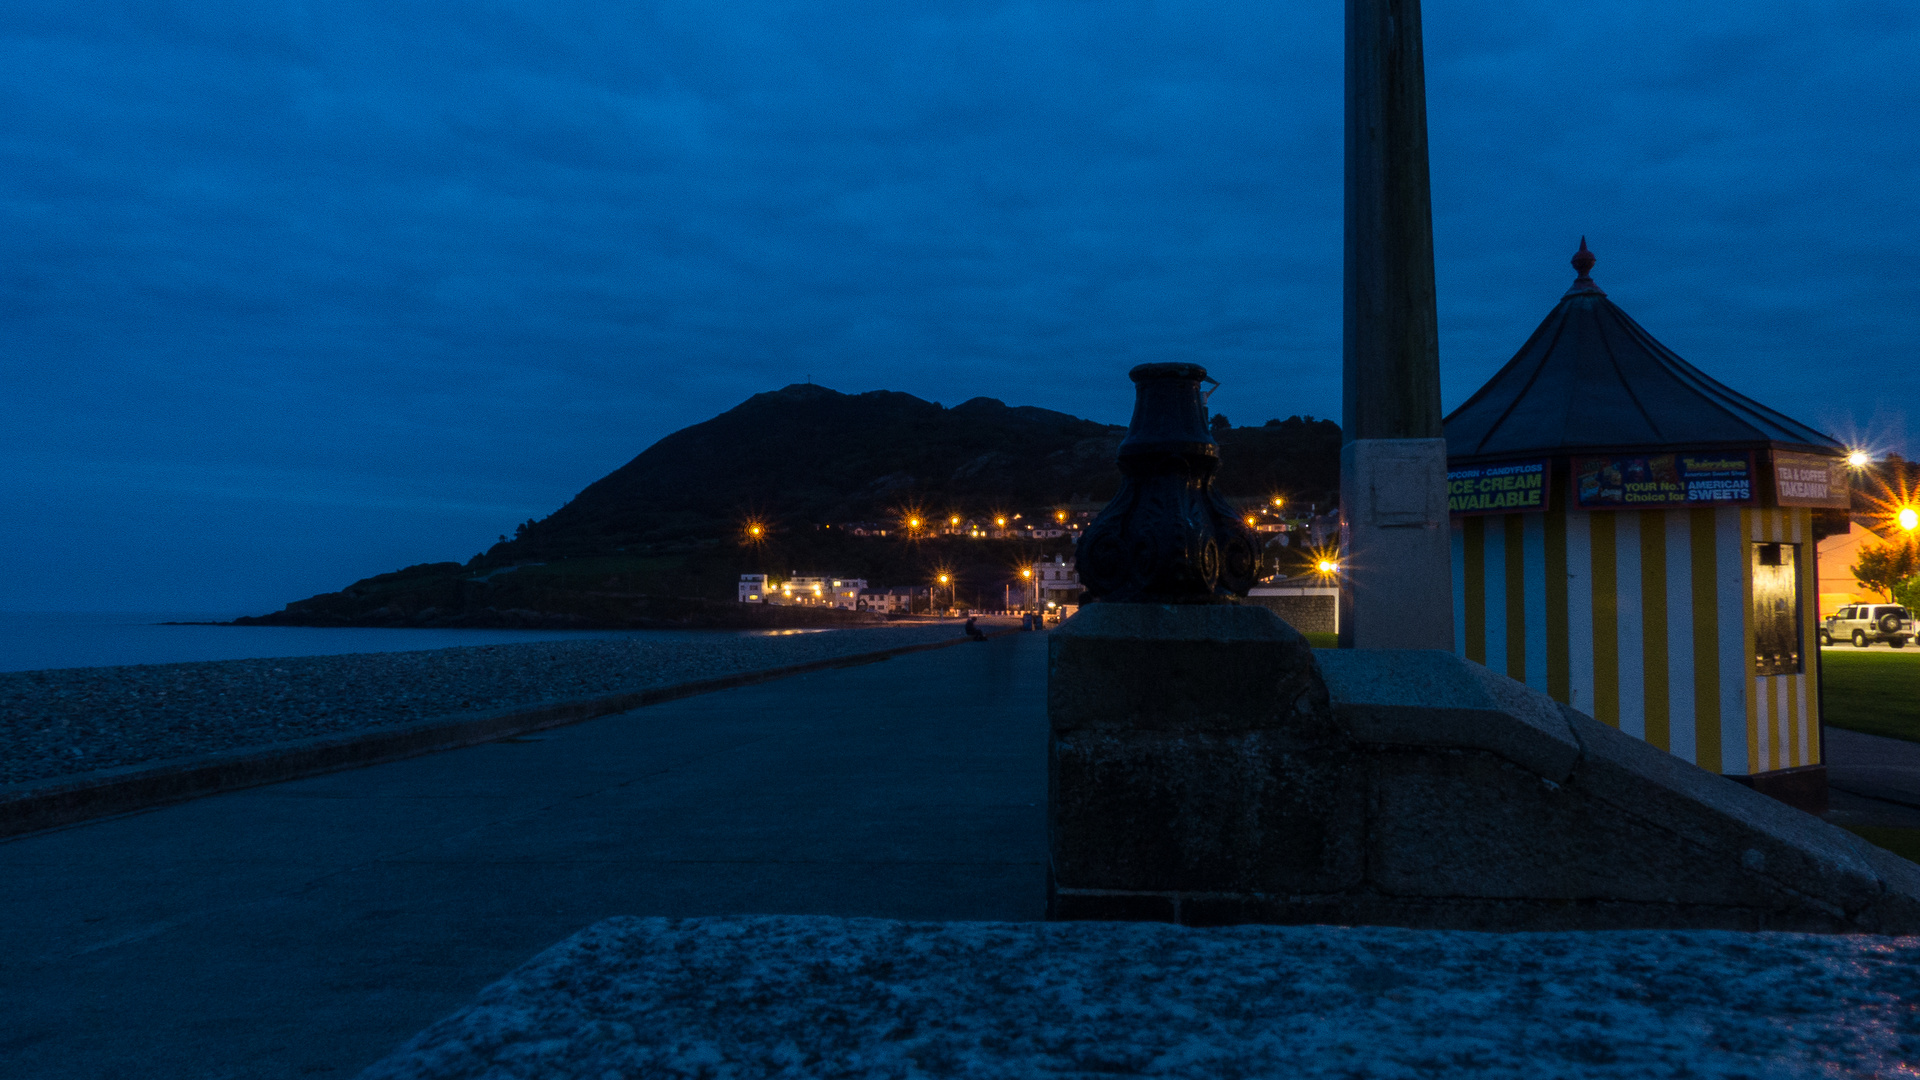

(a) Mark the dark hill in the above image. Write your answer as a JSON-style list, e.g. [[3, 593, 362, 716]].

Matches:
[[239, 384, 1340, 627], [503, 385, 1118, 558], [500, 383, 1339, 560]]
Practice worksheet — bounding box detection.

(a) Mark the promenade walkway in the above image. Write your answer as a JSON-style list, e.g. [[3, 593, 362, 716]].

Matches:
[[1827, 726, 1920, 827], [0, 632, 1047, 1079]]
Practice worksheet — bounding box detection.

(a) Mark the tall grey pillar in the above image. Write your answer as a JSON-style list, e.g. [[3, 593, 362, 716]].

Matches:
[[1339, 0, 1453, 650]]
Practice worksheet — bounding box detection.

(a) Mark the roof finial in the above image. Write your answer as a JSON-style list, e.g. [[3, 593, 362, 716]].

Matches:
[[1566, 236, 1604, 296]]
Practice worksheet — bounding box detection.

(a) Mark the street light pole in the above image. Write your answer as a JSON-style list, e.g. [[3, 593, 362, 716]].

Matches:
[[1340, 0, 1454, 649]]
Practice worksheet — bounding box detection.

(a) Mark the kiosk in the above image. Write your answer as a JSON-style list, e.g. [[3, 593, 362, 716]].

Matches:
[[1443, 242, 1849, 809]]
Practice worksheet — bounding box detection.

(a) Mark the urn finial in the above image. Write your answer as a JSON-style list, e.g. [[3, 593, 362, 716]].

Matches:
[[1567, 237, 1605, 296], [1074, 364, 1258, 604]]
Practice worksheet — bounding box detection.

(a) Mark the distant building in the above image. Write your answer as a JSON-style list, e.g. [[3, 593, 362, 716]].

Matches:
[[1816, 516, 1909, 616], [741, 575, 868, 609], [1037, 554, 1084, 608], [1305, 510, 1339, 546], [781, 576, 866, 609], [858, 586, 924, 614], [1260, 511, 1339, 549]]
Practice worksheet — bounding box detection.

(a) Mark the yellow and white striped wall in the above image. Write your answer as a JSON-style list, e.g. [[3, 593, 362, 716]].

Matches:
[[1450, 506, 1819, 777]]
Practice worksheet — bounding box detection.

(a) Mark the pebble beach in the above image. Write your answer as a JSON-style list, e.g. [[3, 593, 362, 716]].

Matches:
[[0, 623, 975, 788]]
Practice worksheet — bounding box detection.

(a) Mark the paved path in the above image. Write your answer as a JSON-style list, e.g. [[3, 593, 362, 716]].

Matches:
[[0, 632, 1048, 1079], [1826, 725, 1920, 821]]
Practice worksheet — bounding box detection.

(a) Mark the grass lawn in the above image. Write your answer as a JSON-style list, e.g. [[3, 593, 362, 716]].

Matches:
[[1820, 651, 1920, 743], [1840, 825, 1920, 864], [1304, 631, 1339, 649]]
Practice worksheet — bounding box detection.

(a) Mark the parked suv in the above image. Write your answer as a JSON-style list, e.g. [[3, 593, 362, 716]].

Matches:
[[1820, 604, 1917, 648]]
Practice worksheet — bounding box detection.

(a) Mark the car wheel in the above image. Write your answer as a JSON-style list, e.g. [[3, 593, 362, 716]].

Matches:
[[1894, 638, 1909, 649], [1819, 628, 1833, 646], [1881, 613, 1904, 634], [1854, 629, 1870, 648]]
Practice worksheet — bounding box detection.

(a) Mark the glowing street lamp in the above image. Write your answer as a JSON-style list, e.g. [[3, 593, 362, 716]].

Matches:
[[1901, 507, 1919, 533], [1848, 449, 1873, 469], [1317, 559, 1339, 575]]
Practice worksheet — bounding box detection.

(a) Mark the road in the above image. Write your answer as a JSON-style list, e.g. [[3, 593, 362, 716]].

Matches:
[[6, 628, 1917, 1078], [0, 632, 1048, 1079]]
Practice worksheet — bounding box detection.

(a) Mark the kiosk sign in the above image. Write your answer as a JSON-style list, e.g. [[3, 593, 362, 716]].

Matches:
[[1772, 450, 1850, 508], [1574, 452, 1754, 508], [1448, 458, 1549, 516]]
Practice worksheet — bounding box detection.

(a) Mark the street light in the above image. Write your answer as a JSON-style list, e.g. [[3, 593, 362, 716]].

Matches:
[[1848, 450, 1873, 469], [1901, 507, 1919, 533]]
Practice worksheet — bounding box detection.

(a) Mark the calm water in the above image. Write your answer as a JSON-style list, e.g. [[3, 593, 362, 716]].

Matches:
[[0, 612, 825, 673]]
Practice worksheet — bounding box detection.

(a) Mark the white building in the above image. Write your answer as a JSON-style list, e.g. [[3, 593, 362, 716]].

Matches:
[[1037, 555, 1083, 607], [740, 574, 868, 609], [858, 586, 922, 614]]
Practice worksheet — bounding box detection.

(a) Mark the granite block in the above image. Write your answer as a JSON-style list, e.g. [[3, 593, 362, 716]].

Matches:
[[1318, 650, 1580, 782]]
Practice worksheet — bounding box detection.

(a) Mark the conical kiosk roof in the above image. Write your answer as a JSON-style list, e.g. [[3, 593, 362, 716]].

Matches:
[[1444, 240, 1842, 464]]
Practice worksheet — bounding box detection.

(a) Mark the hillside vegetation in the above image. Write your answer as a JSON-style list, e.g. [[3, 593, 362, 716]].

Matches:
[[240, 383, 1341, 628]]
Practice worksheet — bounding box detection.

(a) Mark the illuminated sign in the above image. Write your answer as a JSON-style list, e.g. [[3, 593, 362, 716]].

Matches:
[[1771, 450, 1850, 509], [1574, 452, 1754, 508], [1448, 458, 1549, 515]]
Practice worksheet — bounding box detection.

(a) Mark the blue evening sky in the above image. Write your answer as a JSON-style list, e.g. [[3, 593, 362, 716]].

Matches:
[[4, 1, 1915, 613]]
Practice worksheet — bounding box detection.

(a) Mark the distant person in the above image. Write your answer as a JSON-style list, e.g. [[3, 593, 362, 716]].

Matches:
[[964, 616, 987, 642]]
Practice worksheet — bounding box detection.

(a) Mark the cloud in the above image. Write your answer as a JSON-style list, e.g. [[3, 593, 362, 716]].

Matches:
[[1, 0, 1915, 608]]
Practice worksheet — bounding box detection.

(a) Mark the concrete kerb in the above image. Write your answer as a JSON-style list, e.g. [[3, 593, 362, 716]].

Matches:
[[0, 627, 1018, 840]]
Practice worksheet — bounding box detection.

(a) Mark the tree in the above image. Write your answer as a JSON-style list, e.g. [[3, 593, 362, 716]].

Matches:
[[1210, 413, 1231, 432], [1896, 574, 1920, 613], [1851, 539, 1920, 601]]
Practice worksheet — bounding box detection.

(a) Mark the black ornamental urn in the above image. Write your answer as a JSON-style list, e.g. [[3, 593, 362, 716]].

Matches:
[[1074, 363, 1259, 603]]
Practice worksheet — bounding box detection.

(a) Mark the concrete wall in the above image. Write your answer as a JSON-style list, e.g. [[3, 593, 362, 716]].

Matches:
[[1244, 588, 1337, 635], [1048, 603, 1920, 932]]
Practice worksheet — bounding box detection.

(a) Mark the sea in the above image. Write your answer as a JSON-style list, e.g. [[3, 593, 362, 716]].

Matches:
[[0, 612, 825, 674]]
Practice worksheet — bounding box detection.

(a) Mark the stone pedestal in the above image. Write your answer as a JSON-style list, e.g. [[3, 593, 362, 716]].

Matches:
[[1048, 603, 1920, 932], [1047, 603, 1358, 923]]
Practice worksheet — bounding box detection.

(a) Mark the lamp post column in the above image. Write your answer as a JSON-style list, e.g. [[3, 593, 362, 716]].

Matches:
[[1340, 0, 1454, 649]]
